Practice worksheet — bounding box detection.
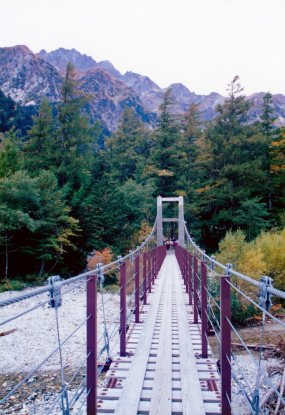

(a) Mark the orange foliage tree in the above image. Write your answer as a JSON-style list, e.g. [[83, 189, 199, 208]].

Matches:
[[87, 247, 114, 270]]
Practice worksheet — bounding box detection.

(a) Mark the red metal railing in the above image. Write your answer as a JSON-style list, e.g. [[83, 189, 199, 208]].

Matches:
[[86, 244, 166, 414], [176, 244, 231, 415]]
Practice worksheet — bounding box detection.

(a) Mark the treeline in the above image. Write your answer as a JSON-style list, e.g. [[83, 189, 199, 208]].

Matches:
[[0, 67, 284, 285]]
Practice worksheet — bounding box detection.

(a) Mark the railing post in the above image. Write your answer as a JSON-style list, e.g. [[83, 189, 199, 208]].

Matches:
[[154, 248, 158, 279], [87, 271, 97, 415], [150, 249, 155, 285], [201, 261, 208, 358], [180, 247, 184, 287], [148, 251, 152, 293], [220, 275, 231, 415], [135, 252, 140, 323], [193, 255, 199, 324], [188, 252, 193, 305], [143, 252, 147, 305], [183, 248, 189, 294], [119, 259, 127, 357]]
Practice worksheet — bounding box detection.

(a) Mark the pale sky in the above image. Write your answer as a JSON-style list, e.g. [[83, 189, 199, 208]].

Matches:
[[1, 0, 285, 96]]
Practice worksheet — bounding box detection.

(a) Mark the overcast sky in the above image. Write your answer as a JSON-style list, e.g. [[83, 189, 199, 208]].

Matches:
[[1, 0, 285, 96]]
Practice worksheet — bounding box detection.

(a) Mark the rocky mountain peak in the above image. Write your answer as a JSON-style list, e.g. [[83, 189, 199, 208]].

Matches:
[[123, 71, 160, 93], [0, 45, 62, 105], [38, 47, 98, 73], [96, 60, 122, 80]]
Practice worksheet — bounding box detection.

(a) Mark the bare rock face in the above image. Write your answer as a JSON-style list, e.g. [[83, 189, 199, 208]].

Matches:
[[0, 46, 62, 105], [248, 92, 285, 126], [38, 47, 98, 74], [38, 48, 122, 80], [79, 68, 154, 132]]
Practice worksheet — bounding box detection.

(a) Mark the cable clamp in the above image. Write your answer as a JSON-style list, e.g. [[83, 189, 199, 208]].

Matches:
[[117, 255, 123, 267], [210, 255, 216, 270], [259, 276, 272, 311], [48, 275, 62, 309], [226, 263, 232, 276], [96, 263, 104, 289]]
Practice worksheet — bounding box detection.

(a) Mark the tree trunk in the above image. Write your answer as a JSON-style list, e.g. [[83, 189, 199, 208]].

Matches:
[[39, 259, 45, 276], [5, 233, 8, 281]]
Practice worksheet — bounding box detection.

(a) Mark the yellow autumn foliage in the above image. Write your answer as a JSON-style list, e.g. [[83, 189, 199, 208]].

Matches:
[[130, 220, 153, 246], [216, 230, 247, 269], [216, 228, 285, 290], [255, 229, 285, 289], [238, 245, 266, 279]]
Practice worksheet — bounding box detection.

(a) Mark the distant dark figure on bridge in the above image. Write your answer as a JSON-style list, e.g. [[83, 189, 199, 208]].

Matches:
[[172, 238, 177, 249], [166, 239, 170, 250]]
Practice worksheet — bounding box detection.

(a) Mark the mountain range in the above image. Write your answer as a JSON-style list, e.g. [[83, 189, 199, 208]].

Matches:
[[0, 45, 284, 132]]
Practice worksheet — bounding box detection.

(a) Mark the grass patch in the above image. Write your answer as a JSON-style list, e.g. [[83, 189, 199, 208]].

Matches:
[[0, 275, 47, 293], [0, 280, 28, 293]]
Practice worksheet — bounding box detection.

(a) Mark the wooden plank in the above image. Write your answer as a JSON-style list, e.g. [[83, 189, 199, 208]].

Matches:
[[173, 255, 206, 415], [113, 260, 167, 415], [98, 399, 221, 414], [149, 255, 173, 415], [98, 388, 221, 402]]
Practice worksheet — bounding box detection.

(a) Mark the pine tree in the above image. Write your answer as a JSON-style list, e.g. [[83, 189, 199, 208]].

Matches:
[[25, 98, 56, 172], [105, 107, 149, 183], [261, 92, 276, 138], [146, 88, 183, 196], [192, 76, 272, 247], [56, 62, 94, 192]]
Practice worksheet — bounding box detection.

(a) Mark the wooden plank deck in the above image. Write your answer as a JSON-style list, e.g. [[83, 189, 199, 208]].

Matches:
[[97, 252, 221, 415]]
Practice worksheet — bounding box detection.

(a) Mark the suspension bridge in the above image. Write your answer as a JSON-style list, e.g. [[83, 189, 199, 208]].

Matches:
[[1, 196, 285, 415]]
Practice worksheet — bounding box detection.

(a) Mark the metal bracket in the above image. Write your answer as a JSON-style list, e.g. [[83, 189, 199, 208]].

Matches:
[[97, 263, 104, 289], [117, 256, 124, 270], [259, 276, 272, 311], [226, 263, 232, 276], [210, 255, 216, 271], [48, 275, 62, 309]]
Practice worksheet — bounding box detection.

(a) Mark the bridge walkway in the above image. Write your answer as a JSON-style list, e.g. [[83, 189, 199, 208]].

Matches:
[[97, 251, 221, 415]]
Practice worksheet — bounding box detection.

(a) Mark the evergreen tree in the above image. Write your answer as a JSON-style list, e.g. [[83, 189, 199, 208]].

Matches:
[[179, 103, 202, 202], [146, 88, 183, 196], [56, 62, 94, 193], [0, 90, 16, 133], [0, 130, 22, 178], [192, 76, 272, 247], [25, 99, 56, 172], [270, 127, 285, 217], [105, 108, 150, 183], [0, 171, 77, 279], [261, 92, 276, 138], [259, 92, 278, 210]]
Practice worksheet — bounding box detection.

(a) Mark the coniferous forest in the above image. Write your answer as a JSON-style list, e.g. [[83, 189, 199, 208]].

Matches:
[[0, 66, 284, 290]]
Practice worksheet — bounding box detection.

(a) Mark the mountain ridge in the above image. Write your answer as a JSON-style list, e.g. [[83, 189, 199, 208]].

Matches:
[[0, 45, 284, 131]]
